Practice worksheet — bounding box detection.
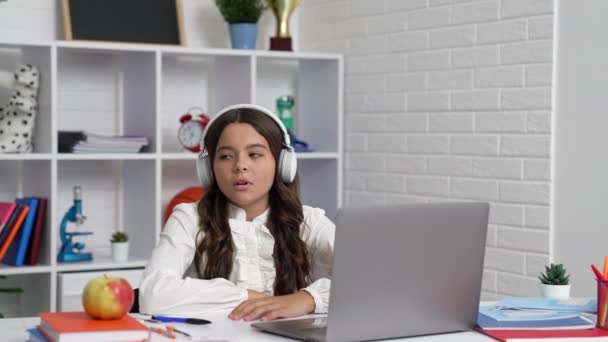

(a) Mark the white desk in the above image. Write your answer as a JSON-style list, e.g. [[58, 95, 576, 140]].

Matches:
[[0, 310, 495, 342]]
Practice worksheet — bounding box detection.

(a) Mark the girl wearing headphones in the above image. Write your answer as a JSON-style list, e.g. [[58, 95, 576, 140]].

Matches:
[[139, 104, 335, 321]]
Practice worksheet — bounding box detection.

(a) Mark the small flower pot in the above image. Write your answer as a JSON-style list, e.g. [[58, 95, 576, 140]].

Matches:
[[541, 284, 571, 299], [111, 242, 129, 262], [229, 23, 257, 49]]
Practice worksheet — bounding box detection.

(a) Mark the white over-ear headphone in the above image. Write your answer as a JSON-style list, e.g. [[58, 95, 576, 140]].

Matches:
[[196, 104, 297, 188]]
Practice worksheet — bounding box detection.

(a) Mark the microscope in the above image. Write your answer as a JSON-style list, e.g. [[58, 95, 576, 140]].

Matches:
[[57, 186, 93, 262]]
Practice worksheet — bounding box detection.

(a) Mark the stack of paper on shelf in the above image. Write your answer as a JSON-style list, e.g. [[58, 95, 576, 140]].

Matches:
[[58, 131, 149, 153], [31, 312, 149, 342], [477, 297, 607, 341]]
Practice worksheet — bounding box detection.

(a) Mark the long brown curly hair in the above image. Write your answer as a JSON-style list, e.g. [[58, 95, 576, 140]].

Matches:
[[194, 108, 311, 295]]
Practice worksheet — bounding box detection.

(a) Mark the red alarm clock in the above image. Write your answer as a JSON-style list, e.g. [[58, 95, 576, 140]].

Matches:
[[177, 107, 210, 153]]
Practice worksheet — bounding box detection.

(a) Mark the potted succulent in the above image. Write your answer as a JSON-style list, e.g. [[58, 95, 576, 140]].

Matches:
[[539, 263, 571, 299], [215, 0, 266, 49], [110, 231, 129, 262]]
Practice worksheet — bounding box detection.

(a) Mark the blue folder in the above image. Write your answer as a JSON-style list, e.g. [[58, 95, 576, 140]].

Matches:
[[3, 198, 38, 266], [477, 312, 595, 330], [27, 327, 49, 342]]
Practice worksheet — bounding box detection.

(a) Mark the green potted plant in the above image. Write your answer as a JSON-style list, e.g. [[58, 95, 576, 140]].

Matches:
[[110, 231, 129, 262], [215, 0, 266, 49], [539, 263, 571, 299]]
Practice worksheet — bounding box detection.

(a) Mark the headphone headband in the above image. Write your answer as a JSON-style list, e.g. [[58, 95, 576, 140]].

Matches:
[[199, 104, 292, 155]]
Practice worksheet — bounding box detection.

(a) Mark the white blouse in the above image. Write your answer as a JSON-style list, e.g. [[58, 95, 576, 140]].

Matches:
[[139, 202, 335, 315]]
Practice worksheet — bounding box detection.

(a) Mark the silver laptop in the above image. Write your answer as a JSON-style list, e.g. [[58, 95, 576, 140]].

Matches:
[[252, 202, 489, 342]]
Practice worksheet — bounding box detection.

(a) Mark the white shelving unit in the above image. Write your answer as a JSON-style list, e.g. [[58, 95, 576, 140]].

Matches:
[[0, 40, 343, 317]]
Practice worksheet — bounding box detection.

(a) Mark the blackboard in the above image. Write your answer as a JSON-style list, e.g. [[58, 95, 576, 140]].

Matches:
[[61, 0, 186, 46]]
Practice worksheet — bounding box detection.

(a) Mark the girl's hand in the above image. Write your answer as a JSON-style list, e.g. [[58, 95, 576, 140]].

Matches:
[[247, 289, 267, 300], [229, 290, 316, 321]]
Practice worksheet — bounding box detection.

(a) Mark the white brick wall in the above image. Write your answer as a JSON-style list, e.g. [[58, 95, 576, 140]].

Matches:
[[3, 0, 555, 300], [301, 0, 554, 299]]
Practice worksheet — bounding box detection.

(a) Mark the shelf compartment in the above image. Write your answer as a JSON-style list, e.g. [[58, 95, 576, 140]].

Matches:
[[161, 159, 199, 225], [0, 160, 53, 267], [0, 272, 51, 317], [255, 57, 340, 154], [298, 159, 338, 220], [57, 160, 156, 264], [56, 48, 157, 153], [160, 53, 252, 153], [0, 44, 53, 153]]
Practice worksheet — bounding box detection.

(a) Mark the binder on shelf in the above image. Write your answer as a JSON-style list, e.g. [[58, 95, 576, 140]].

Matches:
[[0, 203, 28, 260], [25, 197, 47, 265], [58, 131, 86, 153], [0, 201, 16, 233], [3, 198, 38, 266]]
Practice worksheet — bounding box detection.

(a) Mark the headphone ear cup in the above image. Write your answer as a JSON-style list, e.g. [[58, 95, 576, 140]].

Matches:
[[278, 149, 297, 183], [197, 153, 213, 188]]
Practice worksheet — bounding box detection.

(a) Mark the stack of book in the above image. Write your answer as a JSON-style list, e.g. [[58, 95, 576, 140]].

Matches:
[[477, 297, 608, 341], [58, 131, 149, 153], [29, 311, 149, 342], [0, 198, 47, 266]]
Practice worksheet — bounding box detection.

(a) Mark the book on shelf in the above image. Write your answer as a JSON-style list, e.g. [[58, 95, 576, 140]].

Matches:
[[25, 198, 47, 265], [3, 198, 39, 266], [38, 312, 149, 342], [58, 131, 149, 153], [0, 203, 28, 260], [0, 201, 16, 233]]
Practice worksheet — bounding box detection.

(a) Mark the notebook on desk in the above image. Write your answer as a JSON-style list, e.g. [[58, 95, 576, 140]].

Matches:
[[252, 202, 490, 342]]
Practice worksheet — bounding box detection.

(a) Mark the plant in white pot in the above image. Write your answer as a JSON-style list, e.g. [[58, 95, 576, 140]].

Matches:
[[110, 231, 129, 262], [215, 0, 266, 49], [539, 263, 571, 299]]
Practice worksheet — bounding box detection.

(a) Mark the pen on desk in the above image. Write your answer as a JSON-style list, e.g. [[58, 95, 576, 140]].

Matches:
[[152, 315, 212, 325], [153, 327, 176, 340], [166, 325, 192, 338]]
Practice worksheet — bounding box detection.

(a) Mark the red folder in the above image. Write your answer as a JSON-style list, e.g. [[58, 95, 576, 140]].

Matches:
[[478, 327, 608, 341], [25, 198, 47, 265]]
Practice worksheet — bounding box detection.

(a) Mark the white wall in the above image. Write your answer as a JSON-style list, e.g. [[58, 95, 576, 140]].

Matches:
[[299, 0, 555, 300], [0, 0, 565, 300], [553, 0, 608, 297]]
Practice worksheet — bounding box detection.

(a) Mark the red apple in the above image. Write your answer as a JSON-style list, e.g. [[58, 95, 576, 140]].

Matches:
[[82, 275, 134, 320]]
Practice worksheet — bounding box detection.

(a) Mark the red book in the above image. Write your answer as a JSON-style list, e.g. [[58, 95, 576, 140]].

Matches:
[[25, 198, 47, 265], [0, 201, 16, 233], [478, 327, 608, 341], [38, 311, 149, 342]]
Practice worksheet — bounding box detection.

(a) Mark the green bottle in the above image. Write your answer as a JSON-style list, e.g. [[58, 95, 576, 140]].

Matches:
[[276, 95, 294, 132]]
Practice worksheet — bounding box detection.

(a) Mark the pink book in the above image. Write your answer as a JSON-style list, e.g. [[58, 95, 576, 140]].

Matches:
[[0, 202, 16, 233]]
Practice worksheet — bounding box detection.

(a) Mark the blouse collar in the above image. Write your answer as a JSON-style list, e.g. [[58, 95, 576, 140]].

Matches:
[[228, 203, 269, 224]]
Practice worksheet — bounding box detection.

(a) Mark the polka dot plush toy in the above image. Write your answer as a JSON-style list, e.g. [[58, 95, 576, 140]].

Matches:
[[0, 64, 40, 153]]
